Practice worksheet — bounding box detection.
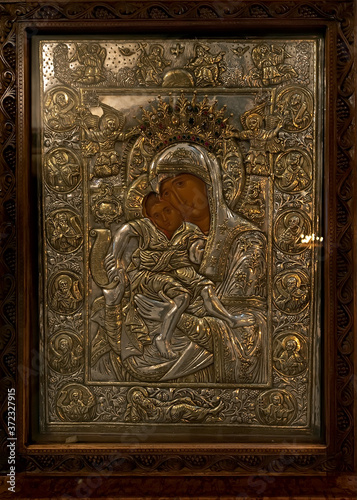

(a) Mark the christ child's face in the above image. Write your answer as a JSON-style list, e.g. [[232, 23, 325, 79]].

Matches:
[[147, 199, 183, 236]]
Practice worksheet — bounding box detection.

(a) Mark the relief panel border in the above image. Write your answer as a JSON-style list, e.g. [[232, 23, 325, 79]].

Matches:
[[0, 0, 355, 478]]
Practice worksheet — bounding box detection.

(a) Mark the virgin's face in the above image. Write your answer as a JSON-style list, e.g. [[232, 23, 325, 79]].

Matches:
[[160, 174, 209, 222]]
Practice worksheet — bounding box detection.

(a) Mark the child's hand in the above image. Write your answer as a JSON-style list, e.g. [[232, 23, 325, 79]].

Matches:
[[189, 239, 206, 264]]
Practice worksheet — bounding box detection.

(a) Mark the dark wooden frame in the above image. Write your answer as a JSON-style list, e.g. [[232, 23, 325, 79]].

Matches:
[[0, 1, 356, 497]]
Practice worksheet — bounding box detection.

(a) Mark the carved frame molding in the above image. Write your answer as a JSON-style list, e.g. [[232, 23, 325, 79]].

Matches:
[[0, 0, 355, 493]]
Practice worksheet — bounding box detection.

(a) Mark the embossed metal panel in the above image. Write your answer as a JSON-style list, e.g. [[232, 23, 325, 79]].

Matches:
[[35, 36, 322, 441]]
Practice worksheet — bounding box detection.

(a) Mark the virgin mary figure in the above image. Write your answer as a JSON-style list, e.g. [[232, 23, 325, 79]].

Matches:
[[96, 142, 268, 385]]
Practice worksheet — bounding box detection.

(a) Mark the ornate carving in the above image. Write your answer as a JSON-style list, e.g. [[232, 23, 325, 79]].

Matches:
[[124, 387, 223, 423], [90, 182, 123, 226], [0, 0, 354, 480]]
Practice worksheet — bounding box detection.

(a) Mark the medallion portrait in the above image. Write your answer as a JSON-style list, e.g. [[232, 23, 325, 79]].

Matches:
[[37, 36, 321, 437]]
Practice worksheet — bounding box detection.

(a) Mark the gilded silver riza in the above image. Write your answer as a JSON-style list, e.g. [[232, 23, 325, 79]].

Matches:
[[38, 37, 322, 436]]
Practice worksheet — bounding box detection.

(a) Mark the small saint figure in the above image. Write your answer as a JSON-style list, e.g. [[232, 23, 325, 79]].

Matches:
[[57, 387, 95, 421], [46, 149, 80, 192], [70, 43, 107, 84], [276, 213, 304, 253], [277, 90, 312, 131], [49, 334, 83, 374], [274, 272, 309, 314], [45, 89, 78, 131], [51, 274, 82, 314], [275, 151, 311, 192], [274, 338, 306, 376], [47, 211, 82, 253], [259, 391, 295, 425]]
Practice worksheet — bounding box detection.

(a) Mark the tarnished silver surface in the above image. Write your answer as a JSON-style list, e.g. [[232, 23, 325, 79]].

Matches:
[[36, 37, 322, 434]]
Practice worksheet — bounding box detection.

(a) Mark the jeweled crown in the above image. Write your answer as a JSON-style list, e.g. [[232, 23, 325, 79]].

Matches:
[[136, 92, 235, 153]]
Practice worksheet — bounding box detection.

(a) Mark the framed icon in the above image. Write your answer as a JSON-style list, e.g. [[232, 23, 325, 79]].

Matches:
[[0, 0, 355, 496]]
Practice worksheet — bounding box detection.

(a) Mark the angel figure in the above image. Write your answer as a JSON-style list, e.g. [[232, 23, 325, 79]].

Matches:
[[136, 44, 171, 86], [81, 104, 137, 180], [250, 43, 297, 87], [70, 43, 107, 84], [185, 44, 226, 87], [232, 104, 283, 175]]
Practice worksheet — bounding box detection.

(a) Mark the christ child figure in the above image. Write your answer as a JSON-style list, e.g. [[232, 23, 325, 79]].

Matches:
[[105, 193, 255, 360]]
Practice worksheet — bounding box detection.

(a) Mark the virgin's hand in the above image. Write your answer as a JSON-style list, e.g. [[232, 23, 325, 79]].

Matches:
[[189, 239, 206, 264], [134, 291, 174, 322]]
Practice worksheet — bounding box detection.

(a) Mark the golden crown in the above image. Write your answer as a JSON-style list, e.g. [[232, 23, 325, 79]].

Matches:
[[136, 92, 235, 153]]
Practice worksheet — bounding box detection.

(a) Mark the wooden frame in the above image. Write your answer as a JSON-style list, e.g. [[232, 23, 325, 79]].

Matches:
[[0, 0, 356, 497]]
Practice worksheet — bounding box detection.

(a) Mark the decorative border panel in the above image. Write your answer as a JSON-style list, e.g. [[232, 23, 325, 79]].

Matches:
[[0, 0, 355, 490]]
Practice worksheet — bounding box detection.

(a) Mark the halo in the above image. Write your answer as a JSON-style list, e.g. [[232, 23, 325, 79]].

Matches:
[[282, 272, 301, 289], [55, 333, 73, 350], [246, 113, 263, 128], [54, 91, 69, 104], [127, 386, 148, 403], [54, 274, 72, 290], [281, 334, 301, 352], [69, 387, 83, 399], [283, 211, 302, 228], [52, 149, 69, 163], [99, 113, 120, 131], [240, 102, 266, 130], [150, 44, 163, 54]]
